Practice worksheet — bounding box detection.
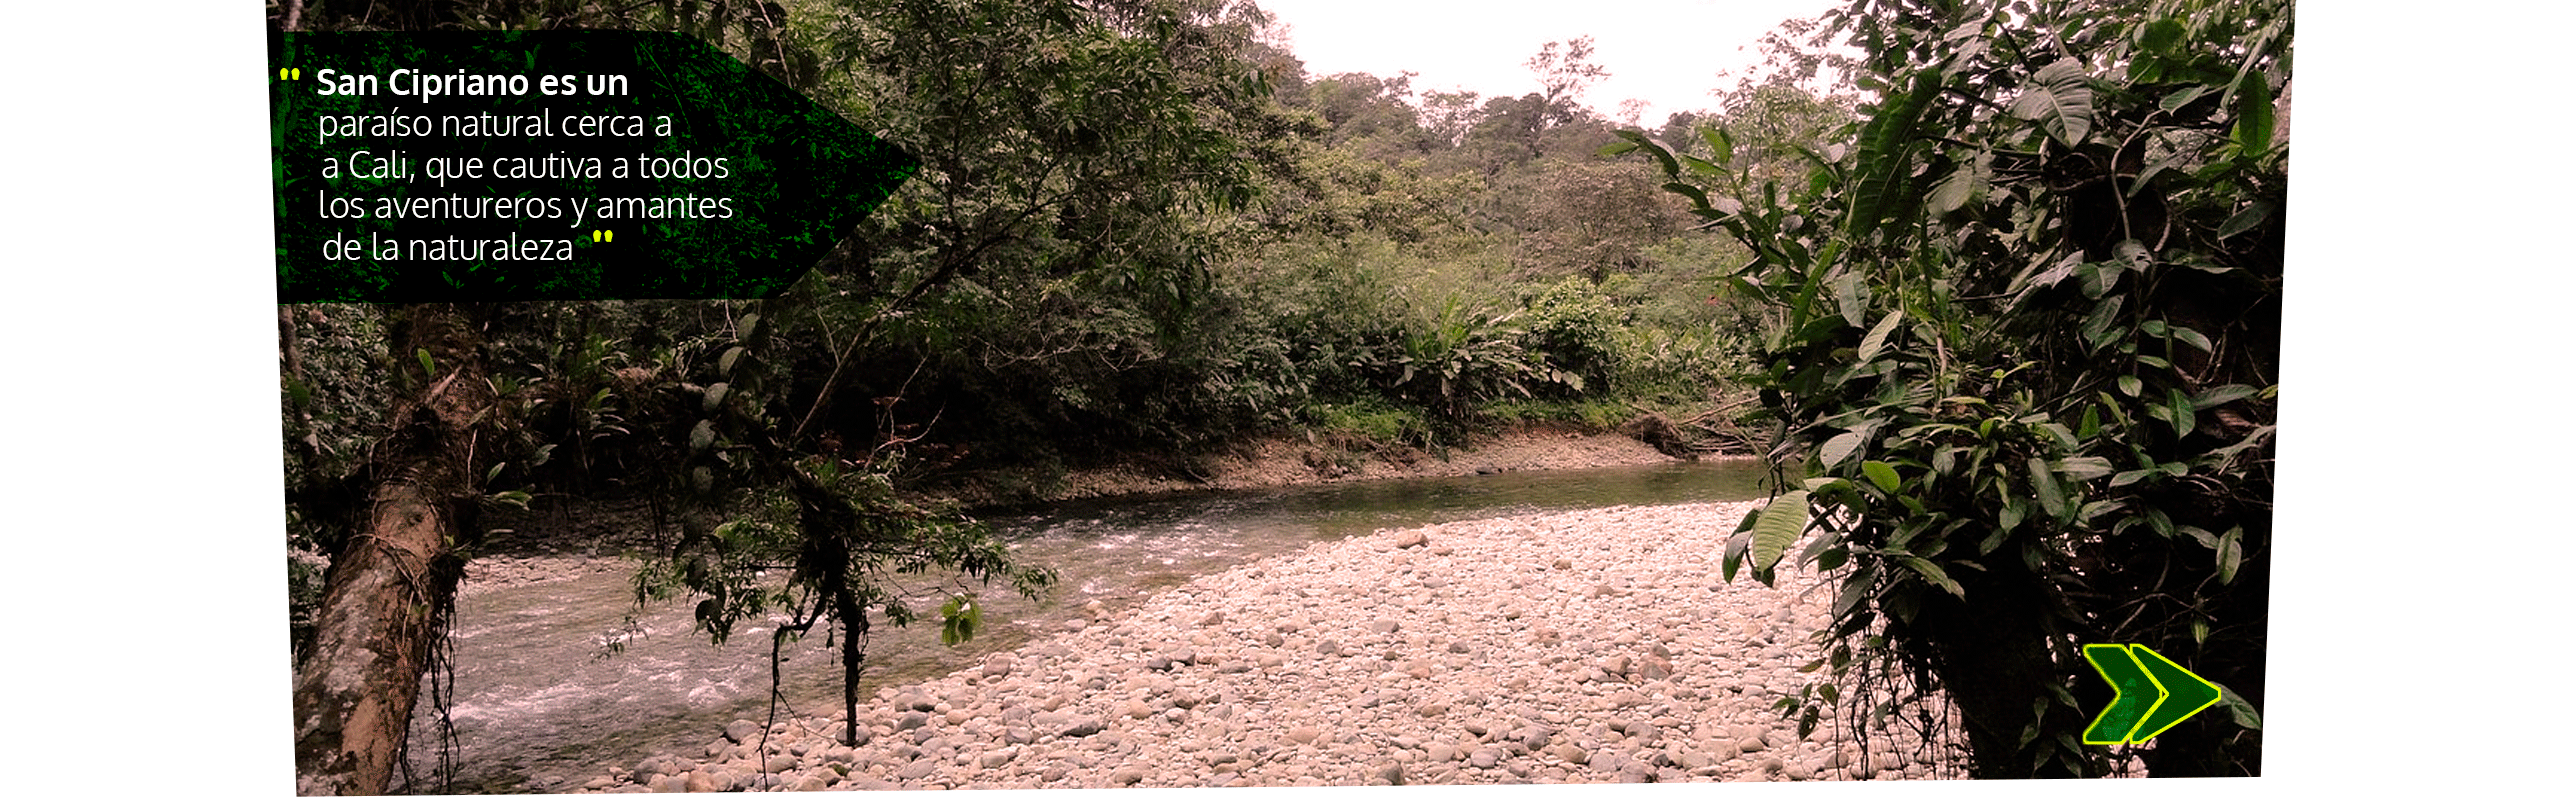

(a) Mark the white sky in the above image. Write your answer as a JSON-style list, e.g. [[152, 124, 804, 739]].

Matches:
[[1252, 0, 1854, 127]]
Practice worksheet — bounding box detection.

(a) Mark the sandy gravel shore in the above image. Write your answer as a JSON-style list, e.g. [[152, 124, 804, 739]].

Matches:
[[571, 500, 2003, 791]]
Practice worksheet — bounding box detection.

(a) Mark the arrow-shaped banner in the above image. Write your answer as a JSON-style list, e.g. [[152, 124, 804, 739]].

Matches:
[[2082, 643, 2223, 745], [270, 31, 915, 302]]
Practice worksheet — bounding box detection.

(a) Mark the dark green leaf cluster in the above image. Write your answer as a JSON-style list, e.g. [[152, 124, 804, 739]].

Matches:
[[1620, 0, 2286, 779]]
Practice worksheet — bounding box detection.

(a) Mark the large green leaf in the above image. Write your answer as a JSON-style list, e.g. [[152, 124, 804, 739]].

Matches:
[[1612, 129, 1679, 176], [2215, 526, 2244, 584], [1896, 554, 1966, 600], [688, 419, 716, 454], [1751, 490, 1813, 581], [1858, 309, 1905, 363], [2191, 383, 2259, 409], [1832, 270, 1871, 328], [2232, 70, 2275, 157], [1834, 567, 1875, 618], [2015, 58, 2093, 147], [1925, 157, 1983, 217], [2055, 456, 2113, 481], [2027, 457, 2066, 519], [2137, 18, 2188, 55], [2170, 389, 2196, 438], [2217, 200, 2271, 240], [1820, 419, 1885, 467], [1722, 528, 1753, 584], [1699, 125, 1734, 164], [1723, 508, 1760, 583], [1862, 460, 1903, 493], [2220, 685, 2263, 730], [1845, 68, 1942, 240]]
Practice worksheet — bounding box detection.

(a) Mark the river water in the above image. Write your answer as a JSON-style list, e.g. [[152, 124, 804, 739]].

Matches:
[[398, 459, 1772, 793]]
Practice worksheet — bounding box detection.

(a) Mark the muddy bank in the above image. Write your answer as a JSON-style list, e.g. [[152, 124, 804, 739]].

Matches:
[[937, 427, 1721, 508]]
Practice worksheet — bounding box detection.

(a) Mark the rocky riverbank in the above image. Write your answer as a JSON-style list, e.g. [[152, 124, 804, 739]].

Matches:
[[573, 501, 2027, 791]]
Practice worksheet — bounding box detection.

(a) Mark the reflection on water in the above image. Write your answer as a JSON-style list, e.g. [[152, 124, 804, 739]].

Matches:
[[401, 459, 1770, 793]]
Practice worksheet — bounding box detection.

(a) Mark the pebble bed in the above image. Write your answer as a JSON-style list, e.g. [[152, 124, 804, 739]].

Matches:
[[574, 501, 1991, 792]]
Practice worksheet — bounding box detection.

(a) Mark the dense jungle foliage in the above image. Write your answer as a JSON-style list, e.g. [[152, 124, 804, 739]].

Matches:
[[1620, 0, 2285, 779], [279, 1, 1792, 788], [278, 0, 2282, 786]]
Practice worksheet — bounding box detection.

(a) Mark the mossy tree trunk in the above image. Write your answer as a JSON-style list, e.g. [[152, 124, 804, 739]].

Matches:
[[292, 305, 492, 795]]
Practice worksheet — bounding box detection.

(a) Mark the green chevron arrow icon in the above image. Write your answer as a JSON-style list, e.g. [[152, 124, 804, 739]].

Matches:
[[2082, 643, 2222, 745]]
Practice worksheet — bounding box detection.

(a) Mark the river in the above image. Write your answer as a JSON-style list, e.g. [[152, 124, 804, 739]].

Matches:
[[398, 459, 1772, 793]]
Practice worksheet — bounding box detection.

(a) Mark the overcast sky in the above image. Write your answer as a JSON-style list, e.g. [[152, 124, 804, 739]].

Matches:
[[1251, 0, 1853, 127]]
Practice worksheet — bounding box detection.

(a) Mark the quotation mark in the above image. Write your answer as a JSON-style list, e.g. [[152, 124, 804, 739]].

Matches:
[[590, 230, 615, 243], [278, 67, 303, 81]]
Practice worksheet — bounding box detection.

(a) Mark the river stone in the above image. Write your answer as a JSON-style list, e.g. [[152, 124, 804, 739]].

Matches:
[[724, 719, 761, 744], [761, 754, 797, 773], [1468, 747, 1504, 769], [794, 774, 831, 791], [1111, 766, 1146, 785], [646, 774, 684, 793], [1554, 743, 1589, 764], [896, 760, 938, 780], [682, 770, 729, 792], [1395, 531, 1429, 549], [1288, 726, 1323, 744], [897, 712, 930, 731], [1522, 726, 1552, 751], [1640, 656, 1673, 681], [1590, 752, 1625, 774], [1376, 761, 1407, 785], [1060, 716, 1106, 737]]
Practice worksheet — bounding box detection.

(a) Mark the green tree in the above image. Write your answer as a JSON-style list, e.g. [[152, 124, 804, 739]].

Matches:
[[1621, 0, 2286, 778]]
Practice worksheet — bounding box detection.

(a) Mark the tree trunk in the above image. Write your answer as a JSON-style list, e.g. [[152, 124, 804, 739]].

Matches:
[[838, 587, 869, 746], [292, 305, 490, 795], [1906, 556, 2093, 779]]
